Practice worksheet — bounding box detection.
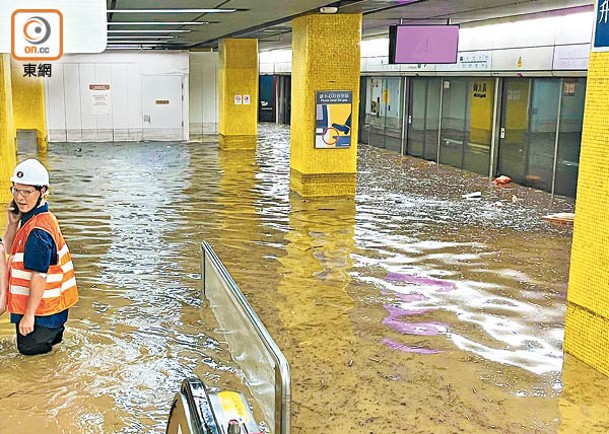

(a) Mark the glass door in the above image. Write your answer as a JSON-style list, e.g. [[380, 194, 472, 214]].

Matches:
[[383, 77, 404, 153], [497, 78, 561, 191], [465, 79, 494, 175], [436, 78, 494, 176], [554, 78, 586, 197], [407, 77, 441, 160], [527, 79, 560, 192], [364, 77, 386, 148], [439, 78, 469, 169], [497, 79, 531, 185], [363, 77, 404, 152]]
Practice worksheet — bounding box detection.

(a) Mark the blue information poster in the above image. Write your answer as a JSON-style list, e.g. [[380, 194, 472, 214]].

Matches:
[[594, 0, 609, 50], [315, 91, 352, 149]]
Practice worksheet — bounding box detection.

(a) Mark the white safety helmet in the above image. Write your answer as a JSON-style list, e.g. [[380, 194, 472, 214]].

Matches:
[[10, 158, 50, 187]]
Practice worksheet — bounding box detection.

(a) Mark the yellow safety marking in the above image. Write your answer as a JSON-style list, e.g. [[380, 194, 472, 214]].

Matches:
[[218, 391, 252, 422]]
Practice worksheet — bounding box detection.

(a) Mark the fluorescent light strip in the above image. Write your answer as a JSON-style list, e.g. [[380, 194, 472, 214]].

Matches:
[[109, 21, 209, 25], [106, 46, 163, 50], [108, 35, 176, 39], [107, 8, 236, 13], [106, 44, 164, 46], [108, 29, 191, 34], [108, 40, 176, 44]]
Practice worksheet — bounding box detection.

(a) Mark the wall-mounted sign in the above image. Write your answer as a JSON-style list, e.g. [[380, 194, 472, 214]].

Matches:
[[472, 81, 487, 99], [89, 83, 110, 115], [155, 99, 170, 105], [563, 82, 577, 96], [234, 94, 242, 105], [243, 94, 251, 105], [593, 0, 609, 51], [314, 90, 352, 149]]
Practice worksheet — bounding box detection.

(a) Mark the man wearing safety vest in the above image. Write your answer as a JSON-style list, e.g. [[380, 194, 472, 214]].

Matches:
[[2, 158, 78, 355]]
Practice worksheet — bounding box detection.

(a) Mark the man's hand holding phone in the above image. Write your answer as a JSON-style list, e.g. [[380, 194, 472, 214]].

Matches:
[[7, 200, 20, 225]]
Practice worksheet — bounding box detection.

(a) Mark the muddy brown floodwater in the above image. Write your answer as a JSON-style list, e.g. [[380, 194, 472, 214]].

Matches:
[[1, 123, 608, 434]]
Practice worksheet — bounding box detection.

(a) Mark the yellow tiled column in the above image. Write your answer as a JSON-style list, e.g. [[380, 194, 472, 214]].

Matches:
[[290, 13, 362, 197], [10, 60, 48, 152], [217, 39, 258, 150], [564, 51, 609, 377], [0, 55, 17, 204]]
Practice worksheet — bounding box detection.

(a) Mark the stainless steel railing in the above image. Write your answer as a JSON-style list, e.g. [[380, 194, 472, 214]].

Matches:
[[201, 241, 290, 434]]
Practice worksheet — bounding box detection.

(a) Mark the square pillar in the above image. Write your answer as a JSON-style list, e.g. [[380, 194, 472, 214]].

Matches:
[[218, 39, 259, 150], [564, 50, 609, 377], [289, 13, 362, 197]]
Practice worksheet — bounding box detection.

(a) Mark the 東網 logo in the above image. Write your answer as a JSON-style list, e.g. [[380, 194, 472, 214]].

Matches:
[[11, 9, 63, 61]]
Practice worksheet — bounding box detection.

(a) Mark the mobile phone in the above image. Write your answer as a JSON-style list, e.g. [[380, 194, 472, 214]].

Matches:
[[9, 200, 19, 215]]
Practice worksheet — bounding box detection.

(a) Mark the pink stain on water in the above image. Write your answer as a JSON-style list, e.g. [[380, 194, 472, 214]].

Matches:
[[396, 292, 430, 302], [383, 317, 448, 336], [385, 272, 456, 292], [380, 290, 430, 303], [383, 338, 440, 354], [383, 305, 448, 336]]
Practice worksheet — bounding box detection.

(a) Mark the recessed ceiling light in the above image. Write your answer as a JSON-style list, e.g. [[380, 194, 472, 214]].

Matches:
[[107, 9, 236, 13]]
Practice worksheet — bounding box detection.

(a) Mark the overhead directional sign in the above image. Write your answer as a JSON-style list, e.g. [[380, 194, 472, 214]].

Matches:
[[0, 0, 107, 57]]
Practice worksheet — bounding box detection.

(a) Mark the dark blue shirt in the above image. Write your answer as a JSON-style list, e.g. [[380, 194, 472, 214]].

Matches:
[[10, 203, 68, 329]]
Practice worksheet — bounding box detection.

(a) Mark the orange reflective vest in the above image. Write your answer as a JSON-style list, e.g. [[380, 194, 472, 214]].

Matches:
[[7, 212, 78, 316]]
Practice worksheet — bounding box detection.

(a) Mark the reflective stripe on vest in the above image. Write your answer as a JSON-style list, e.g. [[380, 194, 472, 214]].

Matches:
[[7, 212, 79, 316]]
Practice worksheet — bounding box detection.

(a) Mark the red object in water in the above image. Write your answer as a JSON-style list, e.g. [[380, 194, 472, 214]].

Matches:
[[493, 175, 512, 185]]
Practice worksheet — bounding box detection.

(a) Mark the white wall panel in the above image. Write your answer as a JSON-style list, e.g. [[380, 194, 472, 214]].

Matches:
[[492, 46, 554, 71], [94, 63, 113, 141], [189, 52, 218, 136], [200, 54, 217, 135], [459, 25, 495, 51], [555, 11, 594, 45], [63, 64, 82, 142], [45, 51, 189, 143], [111, 64, 130, 141], [78, 64, 97, 141], [554, 44, 590, 71], [45, 63, 67, 142], [128, 63, 142, 141], [492, 18, 556, 50]]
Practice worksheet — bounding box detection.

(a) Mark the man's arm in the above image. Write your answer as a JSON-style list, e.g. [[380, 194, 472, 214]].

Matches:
[[18, 273, 46, 336]]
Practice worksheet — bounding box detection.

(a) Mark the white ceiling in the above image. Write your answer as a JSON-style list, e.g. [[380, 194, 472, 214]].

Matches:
[[105, 0, 594, 51]]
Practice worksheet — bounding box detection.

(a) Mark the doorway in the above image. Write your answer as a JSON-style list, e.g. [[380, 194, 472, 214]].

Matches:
[[142, 75, 184, 141]]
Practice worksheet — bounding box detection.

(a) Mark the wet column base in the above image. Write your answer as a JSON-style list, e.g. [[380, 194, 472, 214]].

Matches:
[[219, 134, 257, 150], [565, 303, 609, 377], [290, 168, 356, 197]]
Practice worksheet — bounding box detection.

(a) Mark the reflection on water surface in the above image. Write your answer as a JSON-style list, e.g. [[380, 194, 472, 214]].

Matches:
[[1, 123, 608, 433]]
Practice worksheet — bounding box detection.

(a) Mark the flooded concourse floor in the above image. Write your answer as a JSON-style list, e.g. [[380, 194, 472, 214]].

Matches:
[[1, 123, 608, 433]]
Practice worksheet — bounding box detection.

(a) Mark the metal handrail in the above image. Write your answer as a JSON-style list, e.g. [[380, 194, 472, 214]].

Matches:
[[201, 241, 290, 434]]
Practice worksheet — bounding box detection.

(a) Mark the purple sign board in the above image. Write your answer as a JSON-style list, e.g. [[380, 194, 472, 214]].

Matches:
[[389, 25, 459, 64]]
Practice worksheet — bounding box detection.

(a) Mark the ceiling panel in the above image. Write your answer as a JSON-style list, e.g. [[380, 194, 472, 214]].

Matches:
[[104, 0, 594, 50], [106, 0, 337, 49]]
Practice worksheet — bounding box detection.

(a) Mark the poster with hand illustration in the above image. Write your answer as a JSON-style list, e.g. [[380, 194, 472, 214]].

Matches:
[[315, 91, 352, 149]]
